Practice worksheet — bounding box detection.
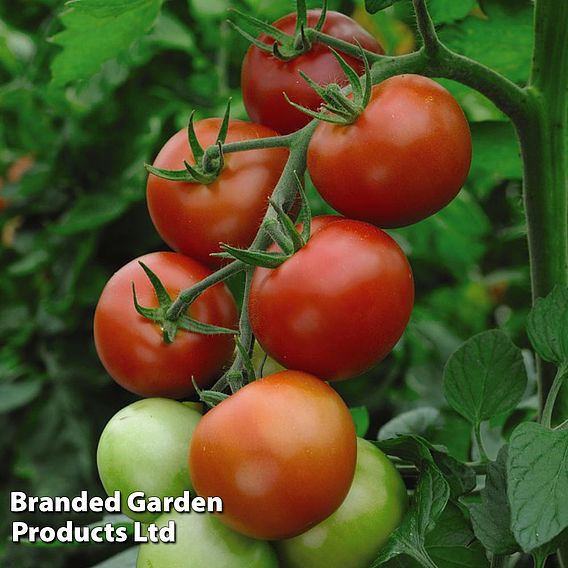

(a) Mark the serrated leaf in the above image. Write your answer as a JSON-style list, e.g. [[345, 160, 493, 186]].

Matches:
[[527, 287, 568, 366], [507, 423, 568, 552], [439, 0, 533, 84], [443, 330, 527, 426], [350, 406, 370, 437], [469, 446, 520, 555], [378, 407, 442, 441], [51, 0, 164, 86]]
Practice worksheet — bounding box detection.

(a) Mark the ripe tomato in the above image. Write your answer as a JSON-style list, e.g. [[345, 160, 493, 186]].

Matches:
[[241, 10, 383, 134], [94, 252, 237, 398], [136, 511, 278, 568], [249, 216, 414, 380], [189, 370, 357, 540], [147, 119, 288, 267], [308, 75, 472, 227], [97, 398, 202, 522], [276, 438, 407, 568]]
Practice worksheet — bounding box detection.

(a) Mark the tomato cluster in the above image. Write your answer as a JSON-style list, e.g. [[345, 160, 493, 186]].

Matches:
[[93, 6, 471, 567]]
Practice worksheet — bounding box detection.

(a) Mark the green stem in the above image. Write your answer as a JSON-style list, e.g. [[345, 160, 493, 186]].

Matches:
[[541, 367, 568, 428], [222, 133, 296, 153], [523, 0, 568, 425], [413, 547, 439, 568], [474, 423, 489, 463]]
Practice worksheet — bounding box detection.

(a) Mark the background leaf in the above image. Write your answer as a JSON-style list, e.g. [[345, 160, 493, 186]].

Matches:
[[443, 330, 527, 426]]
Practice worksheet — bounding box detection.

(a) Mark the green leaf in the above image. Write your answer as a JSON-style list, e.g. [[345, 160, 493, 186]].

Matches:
[[365, 0, 404, 14], [469, 446, 520, 555], [469, 121, 523, 197], [439, 0, 534, 84], [51, 0, 164, 86], [527, 287, 568, 366], [53, 194, 129, 235], [378, 407, 441, 441], [426, 0, 476, 25], [508, 422, 568, 552], [443, 329, 527, 426], [372, 465, 450, 566], [0, 380, 43, 414], [349, 406, 370, 437]]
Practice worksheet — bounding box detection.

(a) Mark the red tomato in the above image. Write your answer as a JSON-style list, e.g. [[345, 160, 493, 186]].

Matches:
[[147, 119, 288, 267], [308, 75, 472, 227], [241, 10, 383, 134], [249, 216, 414, 380], [94, 252, 237, 398], [189, 370, 357, 540]]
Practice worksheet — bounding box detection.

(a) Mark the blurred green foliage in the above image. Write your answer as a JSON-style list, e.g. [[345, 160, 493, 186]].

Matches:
[[0, 0, 535, 566]]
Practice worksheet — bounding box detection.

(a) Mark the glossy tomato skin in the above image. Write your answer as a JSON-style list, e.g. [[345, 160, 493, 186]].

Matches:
[[97, 398, 201, 522], [242, 10, 383, 134], [249, 217, 414, 380], [189, 370, 357, 540], [147, 119, 288, 267], [276, 438, 407, 568], [136, 511, 278, 568], [94, 252, 237, 398], [308, 75, 472, 227]]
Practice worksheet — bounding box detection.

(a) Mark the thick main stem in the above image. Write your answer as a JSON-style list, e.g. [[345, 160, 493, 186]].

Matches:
[[522, 0, 568, 419]]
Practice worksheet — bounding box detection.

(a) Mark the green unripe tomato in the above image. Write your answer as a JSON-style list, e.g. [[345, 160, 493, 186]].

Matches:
[[136, 511, 278, 568], [97, 398, 201, 523], [276, 438, 407, 568]]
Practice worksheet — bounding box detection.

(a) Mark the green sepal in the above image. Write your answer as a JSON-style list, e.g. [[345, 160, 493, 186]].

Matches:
[[145, 163, 195, 182], [329, 47, 363, 104], [235, 338, 257, 383], [264, 218, 295, 255], [294, 172, 311, 242], [227, 20, 274, 54], [217, 99, 231, 145], [183, 160, 215, 185], [220, 244, 290, 268], [187, 110, 204, 162], [229, 9, 290, 44], [295, 0, 308, 32], [179, 315, 237, 336], [314, 0, 328, 32], [138, 262, 171, 305], [269, 198, 305, 251], [132, 283, 161, 322], [192, 378, 230, 408], [283, 93, 349, 124]]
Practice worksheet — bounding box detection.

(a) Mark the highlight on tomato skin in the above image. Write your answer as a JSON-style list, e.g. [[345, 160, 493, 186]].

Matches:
[[241, 10, 383, 135], [307, 74, 473, 228], [93, 251, 238, 399], [146, 118, 288, 269], [249, 216, 414, 381], [188, 370, 358, 540]]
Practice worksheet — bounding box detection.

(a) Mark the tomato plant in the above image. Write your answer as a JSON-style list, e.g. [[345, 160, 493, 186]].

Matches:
[[94, 252, 237, 399], [136, 511, 278, 568], [276, 438, 407, 568], [189, 370, 357, 540], [249, 216, 414, 380], [241, 10, 383, 134], [4, 0, 568, 567], [96, 398, 201, 523], [147, 119, 288, 267], [308, 75, 472, 227]]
